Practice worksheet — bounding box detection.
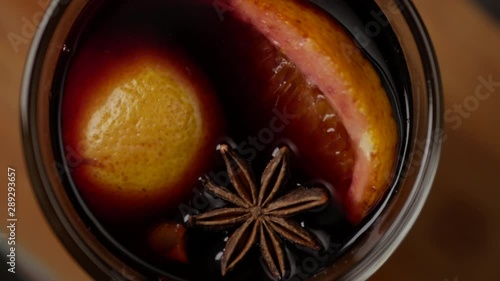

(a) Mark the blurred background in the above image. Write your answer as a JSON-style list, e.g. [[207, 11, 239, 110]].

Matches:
[[0, 0, 499, 280]]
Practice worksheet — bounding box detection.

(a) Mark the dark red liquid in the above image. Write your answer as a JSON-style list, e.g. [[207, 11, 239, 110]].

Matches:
[[51, 0, 411, 280]]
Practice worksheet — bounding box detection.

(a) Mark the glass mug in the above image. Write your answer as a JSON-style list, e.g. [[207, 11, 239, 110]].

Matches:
[[21, 0, 442, 280]]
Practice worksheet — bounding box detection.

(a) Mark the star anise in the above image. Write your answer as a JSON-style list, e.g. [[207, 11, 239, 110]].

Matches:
[[189, 144, 329, 279]]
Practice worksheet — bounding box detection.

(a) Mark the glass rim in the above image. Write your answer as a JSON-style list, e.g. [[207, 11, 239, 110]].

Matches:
[[20, 1, 113, 280], [342, 0, 443, 279], [20, 0, 443, 280]]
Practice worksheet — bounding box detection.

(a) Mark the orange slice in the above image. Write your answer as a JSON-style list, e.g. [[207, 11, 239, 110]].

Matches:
[[225, 0, 398, 224]]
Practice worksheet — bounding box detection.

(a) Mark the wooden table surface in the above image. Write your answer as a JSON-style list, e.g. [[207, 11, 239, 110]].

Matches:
[[1, 0, 499, 280]]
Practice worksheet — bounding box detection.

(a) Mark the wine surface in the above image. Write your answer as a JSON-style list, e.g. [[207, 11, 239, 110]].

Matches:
[[51, 0, 411, 280]]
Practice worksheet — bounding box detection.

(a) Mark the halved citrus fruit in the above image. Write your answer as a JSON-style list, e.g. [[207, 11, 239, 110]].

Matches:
[[62, 35, 223, 222]]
